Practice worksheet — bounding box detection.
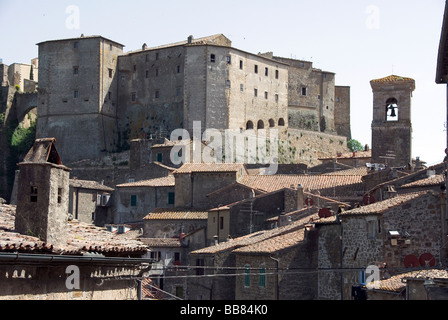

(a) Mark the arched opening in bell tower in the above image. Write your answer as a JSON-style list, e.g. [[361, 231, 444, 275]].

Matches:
[[385, 98, 399, 122]]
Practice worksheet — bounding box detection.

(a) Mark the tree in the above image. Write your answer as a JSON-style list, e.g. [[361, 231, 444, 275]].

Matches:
[[347, 139, 364, 152]]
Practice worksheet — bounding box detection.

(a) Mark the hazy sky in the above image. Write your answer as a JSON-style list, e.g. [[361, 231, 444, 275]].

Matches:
[[0, 0, 446, 165]]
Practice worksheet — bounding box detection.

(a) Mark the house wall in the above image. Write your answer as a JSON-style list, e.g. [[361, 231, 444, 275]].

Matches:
[[143, 219, 206, 238], [0, 263, 140, 300], [116, 185, 175, 223]]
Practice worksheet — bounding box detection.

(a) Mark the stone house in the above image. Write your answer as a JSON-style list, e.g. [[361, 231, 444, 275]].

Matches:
[[115, 176, 175, 223], [68, 178, 114, 226], [142, 208, 208, 239], [315, 190, 446, 300], [188, 212, 318, 300], [0, 138, 150, 300], [173, 163, 248, 210]]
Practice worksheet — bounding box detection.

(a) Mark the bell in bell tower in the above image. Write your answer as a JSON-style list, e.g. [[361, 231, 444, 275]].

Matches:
[[370, 75, 416, 168]]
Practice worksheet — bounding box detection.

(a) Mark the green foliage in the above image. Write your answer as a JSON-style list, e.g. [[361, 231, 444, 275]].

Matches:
[[10, 119, 36, 157], [347, 139, 364, 152]]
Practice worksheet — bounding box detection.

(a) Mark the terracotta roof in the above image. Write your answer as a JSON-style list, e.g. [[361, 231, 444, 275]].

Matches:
[[339, 191, 431, 216], [233, 229, 305, 254], [191, 212, 318, 255], [143, 208, 208, 220], [173, 163, 246, 174], [319, 150, 372, 160], [238, 174, 363, 193], [366, 269, 448, 293], [324, 167, 369, 176], [370, 75, 415, 83], [20, 138, 65, 167], [0, 204, 147, 255], [116, 176, 175, 188], [140, 238, 182, 248], [70, 179, 114, 192], [400, 174, 445, 188]]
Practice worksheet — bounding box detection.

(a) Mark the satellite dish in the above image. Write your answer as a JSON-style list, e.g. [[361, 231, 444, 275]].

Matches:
[[404, 255, 419, 268], [419, 253, 436, 267]]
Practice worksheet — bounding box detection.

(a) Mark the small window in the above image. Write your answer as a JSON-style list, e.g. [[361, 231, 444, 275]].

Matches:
[[108, 68, 113, 78], [110, 44, 113, 51], [73, 66, 79, 75], [168, 192, 175, 205], [220, 216, 224, 230], [155, 90, 160, 99], [226, 56, 231, 64], [157, 153, 163, 162], [131, 92, 136, 102], [275, 94, 279, 102], [226, 80, 231, 88], [196, 259, 205, 275], [301, 87, 307, 96], [146, 70, 149, 78], [130, 195, 137, 207], [259, 266, 266, 288], [278, 118, 285, 126], [133, 65, 137, 72], [269, 119, 275, 127], [246, 121, 254, 130], [240, 84, 244, 92], [74, 42, 79, 49], [30, 186, 38, 203], [74, 90, 79, 99], [244, 265, 251, 287], [210, 54, 216, 63], [254, 65, 258, 74], [257, 120, 264, 130], [176, 86, 182, 97], [239, 60, 243, 69], [57, 188, 62, 204], [177, 65, 181, 73], [275, 70, 279, 79], [264, 91, 268, 99], [265, 67, 269, 76], [254, 88, 258, 97], [155, 52, 159, 60]]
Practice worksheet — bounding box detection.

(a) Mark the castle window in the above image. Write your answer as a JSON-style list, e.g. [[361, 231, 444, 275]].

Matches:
[[108, 68, 113, 78], [74, 90, 79, 99], [246, 121, 254, 130], [275, 70, 279, 79], [30, 186, 38, 203], [254, 65, 258, 74], [155, 90, 160, 99], [226, 56, 231, 64], [257, 120, 264, 129], [110, 44, 113, 51], [240, 60, 243, 70], [301, 87, 307, 96], [254, 88, 258, 97], [278, 118, 285, 126], [57, 188, 62, 204], [275, 94, 279, 102], [269, 119, 275, 128], [240, 84, 244, 92], [131, 92, 136, 102], [210, 54, 216, 63], [177, 65, 181, 73], [73, 66, 79, 75], [133, 65, 137, 72], [264, 91, 268, 99], [265, 67, 269, 76]]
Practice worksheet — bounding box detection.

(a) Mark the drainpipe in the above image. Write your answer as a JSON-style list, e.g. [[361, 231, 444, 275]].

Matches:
[[269, 254, 279, 300]]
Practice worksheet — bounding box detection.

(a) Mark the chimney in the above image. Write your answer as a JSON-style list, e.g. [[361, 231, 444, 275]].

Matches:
[[188, 35, 193, 44], [142, 43, 148, 50], [15, 138, 70, 245]]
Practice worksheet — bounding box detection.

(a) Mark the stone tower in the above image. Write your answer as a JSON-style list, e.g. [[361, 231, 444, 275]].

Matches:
[[370, 75, 416, 167], [15, 138, 71, 245]]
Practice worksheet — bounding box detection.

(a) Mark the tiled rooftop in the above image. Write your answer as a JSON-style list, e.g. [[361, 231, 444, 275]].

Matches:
[[116, 176, 175, 188], [366, 269, 448, 293], [370, 75, 415, 83], [70, 179, 114, 192], [173, 163, 246, 174], [339, 191, 431, 216], [0, 204, 147, 255], [233, 229, 305, 254], [401, 174, 444, 188], [143, 208, 209, 220], [140, 238, 182, 248], [238, 174, 363, 193]]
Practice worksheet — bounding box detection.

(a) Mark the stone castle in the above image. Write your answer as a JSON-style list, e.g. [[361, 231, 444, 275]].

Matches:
[[34, 33, 351, 164]]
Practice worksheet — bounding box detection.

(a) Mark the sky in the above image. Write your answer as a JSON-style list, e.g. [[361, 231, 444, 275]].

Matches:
[[0, 0, 447, 166]]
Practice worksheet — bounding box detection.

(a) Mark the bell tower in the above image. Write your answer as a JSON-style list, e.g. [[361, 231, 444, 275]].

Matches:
[[370, 75, 415, 168]]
